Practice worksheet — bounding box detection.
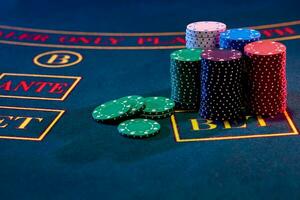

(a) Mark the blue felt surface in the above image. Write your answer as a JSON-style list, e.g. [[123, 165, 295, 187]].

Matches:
[[0, 0, 300, 199]]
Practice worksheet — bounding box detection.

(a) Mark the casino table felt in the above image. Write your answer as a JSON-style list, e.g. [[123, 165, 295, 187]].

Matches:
[[1, 0, 300, 199]]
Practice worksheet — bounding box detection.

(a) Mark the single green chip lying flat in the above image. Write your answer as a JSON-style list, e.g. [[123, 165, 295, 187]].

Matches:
[[118, 119, 161, 138], [92, 99, 131, 122]]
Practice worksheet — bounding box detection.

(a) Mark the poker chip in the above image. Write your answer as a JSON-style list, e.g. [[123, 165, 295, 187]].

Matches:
[[186, 38, 217, 49], [118, 119, 161, 138], [142, 96, 175, 115], [170, 48, 202, 61], [117, 95, 145, 115], [244, 40, 286, 56], [93, 94, 175, 132], [170, 48, 202, 111], [141, 112, 173, 120], [186, 21, 226, 49], [93, 95, 175, 139], [186, 21, 227, 37], [244, 41, 287, 117], [174, 101, 198, 111], [92, 99, 131, 122], [220, 28, 261, 52], [199, 49, 244, 120]]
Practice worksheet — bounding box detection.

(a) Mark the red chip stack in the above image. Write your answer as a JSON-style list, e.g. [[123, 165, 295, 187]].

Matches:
[[244, 40, 287, 117]]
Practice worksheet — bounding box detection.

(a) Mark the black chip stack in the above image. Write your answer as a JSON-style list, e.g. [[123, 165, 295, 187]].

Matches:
[[170, 48, 202, 111], [199, 49, 244, 120]]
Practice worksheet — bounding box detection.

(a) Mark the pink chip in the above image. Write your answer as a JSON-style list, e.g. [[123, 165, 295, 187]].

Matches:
[[187, 21, 226, 32]]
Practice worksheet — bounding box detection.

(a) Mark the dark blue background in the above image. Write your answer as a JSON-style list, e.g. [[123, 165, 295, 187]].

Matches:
[[0, 0, 300, 199]]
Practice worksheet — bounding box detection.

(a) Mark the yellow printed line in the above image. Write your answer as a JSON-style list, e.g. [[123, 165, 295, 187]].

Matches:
[[38, 110, 65, 141], [61, 76, 81, 101], [2, 72, 81, 79], [0, 135, 41, 141], [284, 111, 299, 134], [0, 95, 64, 101], [0, 24, 184, 36], [171, 115, 181, 142], [249, 20, 300, 30], [175, 132, 298, 143], [0, 105, 63, 112], [264, 35, 300, 42]]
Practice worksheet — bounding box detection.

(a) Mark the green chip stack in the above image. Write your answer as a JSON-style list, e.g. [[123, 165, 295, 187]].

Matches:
[[170, 48, 202, 111], [141, 97, 175, 119]]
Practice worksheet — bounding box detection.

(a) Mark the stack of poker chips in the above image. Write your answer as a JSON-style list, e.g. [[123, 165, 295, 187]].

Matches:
[[199, 49, 244, 121], [92, 96, 175, 123], [92, 96, 175, 139], [141, 97, 176, 119], [170, 48, 202, 111], [219, 28, 261, 53], [186, 21, 226, 49], [244, 41, 287, 117], [219, 28, 262, 110]]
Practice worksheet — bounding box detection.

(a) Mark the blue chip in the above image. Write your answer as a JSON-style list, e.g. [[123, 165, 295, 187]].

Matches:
[[219, 28, 261, 52], [220, 28, 261, 41]]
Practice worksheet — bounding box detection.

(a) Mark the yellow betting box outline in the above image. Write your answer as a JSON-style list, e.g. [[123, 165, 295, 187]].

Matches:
[[171, 110, 299, 142], [0, 73, 81, 101], [0, 106, 65, 141]]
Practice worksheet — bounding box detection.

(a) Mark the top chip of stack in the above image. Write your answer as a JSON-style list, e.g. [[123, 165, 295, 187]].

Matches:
[[186, 21, 226, 37], [141, 96, 175, 119], [186, 21, 226, 49], [219, 28, 261, 52]]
